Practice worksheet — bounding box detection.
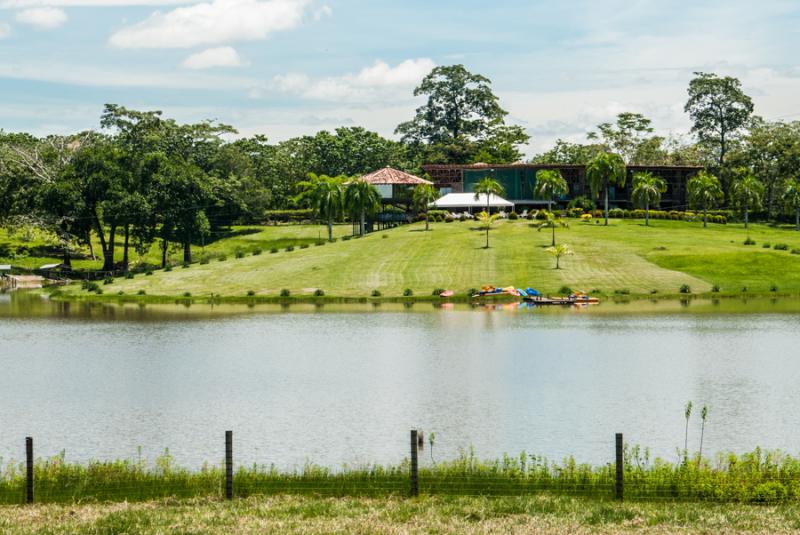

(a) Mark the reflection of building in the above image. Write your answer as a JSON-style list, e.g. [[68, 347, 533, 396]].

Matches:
[[421, 163, 704, 209]]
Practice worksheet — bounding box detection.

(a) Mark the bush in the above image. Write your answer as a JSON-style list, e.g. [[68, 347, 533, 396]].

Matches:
[[83, 281, 100, 293], [608, 208, 624, 218], [300, 244, 309, 249], [247, 290, 256, 296], [712, 284, 721, 293], [468, 288, 478, 296], [280, 289, 291, 297], [146, 270, 154, 276], [164, 264, 173, 271], [342, 236, 351, 241], [371, 289, 382, 297], [752, 481, 788, 503], [567, 195, 595, 212], [218, 255, 227, 262], [286, 246, 295, 252], [508, 211, 519, 220], [314, 288, 325, 297], [103, 277, 114, 285], [770, 283, 779, 292], [679, 284, 691, 294], [558, 285, 572, 295], [235, 249, 245, 259], [137, 289, 146, 296], [580, 213, 592, 222], [125, 272, 134, 279], [117, 290, 125, 295], [792, 249, 800, 255], [315, 241, 325, 246], [200, 256, 210, 264], [262, 209, 315, 223], [650, 289, 658, 294], [382, 233, 389, 238], [741, 286, 749, 293], [567, 208, 584, 218], [252, 248, 262, 256], [763, 243, 771, 249], [614, 288, 630, 295], [270, 248, 279, 254], [94, 288, 103, 295], [182, 262, 190, 269], [432, 288, 444, 296], [182, 292, 191, 298], [444, 215, 455, 223], [744, 236, 756, 245], [403, 288, 413, 297], [774, 243, 789, 250]]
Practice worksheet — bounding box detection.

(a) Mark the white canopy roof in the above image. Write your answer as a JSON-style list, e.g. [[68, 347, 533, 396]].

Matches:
[[432, 193, 514, 209]]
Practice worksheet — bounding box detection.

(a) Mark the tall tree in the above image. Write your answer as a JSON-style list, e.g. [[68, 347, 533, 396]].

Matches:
[[295, 173, 344, 242], [685, 72, 754, 190], [412, 184, 440, 231], [534, 169, 568, 212], [729, 169, 764, 229], [586, 152, 626, 226], [631, 171, 667, 226], [782, 178, 800, 231], [590, 112, 655, 164], [345, 179, 381, 236], [473, 177, 505, 248], [687, 171, 724, 228]]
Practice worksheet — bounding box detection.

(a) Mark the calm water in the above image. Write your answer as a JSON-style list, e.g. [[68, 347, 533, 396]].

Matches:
[[1, 292, 800, 470]]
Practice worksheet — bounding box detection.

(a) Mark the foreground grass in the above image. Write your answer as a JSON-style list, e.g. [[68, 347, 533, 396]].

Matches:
[[58, 218, 800, 299], [3, 494, 800, 534]]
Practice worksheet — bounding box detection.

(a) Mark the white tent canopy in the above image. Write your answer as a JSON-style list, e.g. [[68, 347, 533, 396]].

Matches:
[[432, 193, 514, 210]]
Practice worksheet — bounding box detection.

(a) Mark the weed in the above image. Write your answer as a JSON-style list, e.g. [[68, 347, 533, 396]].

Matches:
[[247, 290, 256, 296], [679, 284, 691, 294], [280, 289, 291, 297], [371, 289, 382, 297], [403, 288, 413, 297], [559, 285, 572, 295], [711, 284, 720, 293], [314, 289, 325, 297], [743, 236, 756, 245], [137, 290, 146, 296]]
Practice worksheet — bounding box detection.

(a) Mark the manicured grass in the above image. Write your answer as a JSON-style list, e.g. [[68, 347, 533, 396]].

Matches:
[[62, 219, 800, 299], [3, 494, 800, 534]]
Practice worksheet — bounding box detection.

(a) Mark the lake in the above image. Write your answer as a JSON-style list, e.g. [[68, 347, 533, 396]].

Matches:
[[1, 291, 799, 471]]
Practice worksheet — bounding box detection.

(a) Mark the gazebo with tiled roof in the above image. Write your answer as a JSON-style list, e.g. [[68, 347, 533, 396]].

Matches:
[[359, 166, 432, 186]]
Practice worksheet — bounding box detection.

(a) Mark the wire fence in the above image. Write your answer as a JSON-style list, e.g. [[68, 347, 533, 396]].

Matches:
[[2, 431, 799, 505]]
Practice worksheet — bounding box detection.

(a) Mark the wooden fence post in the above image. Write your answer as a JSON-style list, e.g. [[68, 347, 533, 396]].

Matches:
[[225, 430, 233, 500], [410, 430, 419, 497], [615, 433, 623, 501], [25, 437, 33, 504]]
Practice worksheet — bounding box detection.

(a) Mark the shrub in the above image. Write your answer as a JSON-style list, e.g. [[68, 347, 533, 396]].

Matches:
[[534, 210, 551, 220], [558, 285, 572, 295], [567, 195, 595, 212], [103, 277, 114, 285], [580, 213, 592, 222], [568, 208, 584, 218], [432, 288, 444, 296], [792, 249, 800, 255], [650, 289, 658, 294], [300, 244, 309, 249], [280, 289, 291, 297], [200, 256, 210, 264], [313, 288, 325, 297], [679, 284, 691, 294], [182, 292, 191, 298], [744, 236, 756, 245], [371, 289, 382, 297], [270, 248, 279, 254], [774, 243, 789, 250], [315, 241, 325, 246], [94, 288, 103, 295], [146, 270, 154, 276], [752, 481, 788, 503], [590, 288, 601, 294], [117, 290, 124, 295], [382, 234, 389, 238], [137, 289, 146, 296], [508, 211, 519, 220], [235, 249, 245, 259], [342, 236, 351, 241], [252, 248, 262, 256], [608, 208, 625, 218], [83, 281, 100, 293], [286, 246, 295, 252], [164, 264, 173, 271], [770, 283, 779, 292], [247, 290, 256, 296], [182, 262, 190, 269], [741, 286, 749, 293], [712, 284, 721, 293], [444, 215, 455, 223], [403, 288, 413, 297], [468, 288, 478, 296], [218, 255, 227, 262], [763, 243, 771, 249], [614, 288, 630, 295], [125, 272, 134, 279], [262, 208, 315, 223]]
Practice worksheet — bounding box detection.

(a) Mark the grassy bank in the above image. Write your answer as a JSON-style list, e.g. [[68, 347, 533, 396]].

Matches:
[[4, 494, 800, 534], [53, 219, 800, 300]]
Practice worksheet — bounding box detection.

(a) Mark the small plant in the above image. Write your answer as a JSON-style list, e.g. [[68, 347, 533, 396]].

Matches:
[[699, 405, 708, 459], [234, 249, 245, 259], [684, 401, 693, 460], [315, 241, 325, 246], [146, 270, 154, 276], [117, 290, 124, 295], [614, 288, 630, 295], [741, 286, 749, 293], [164, 264, 173, 271], [247, 290, 256, 296], [280, 289, 291, 297], [218, 255, 227, 262], [286, 246, 295, 252], [270, 248, 279, 254], [371, 289, 382, 297], [792, 249, 800, 255], [103, 277, 114, 285], [137, 289, 146, 295], [94, 288, 103, 295], [508, 211, 519, 220], [650, 289, 658, 294], [679, 284, 691, 294], [125, 272, 134, 280], [182, 262, 190, 269], [770, 283, 778, 292], [200, 256, 210, 265], [774, 243, 789, 250], [300, 244, 309, 249], [252, 248, 262, 256], [468, 288, 478, 296], [558, 285, 572, 295], [743, 236, 756, 245], [314, 288, 325, 297], [342, 235, 351, 241], [403, 288, 413, 297], [382, 234, 389, 239], [654, 246, 667, 251], [182, 292, 191, 298], [432, 288, 444, 296], [762, 243, 771, 249], [711, 284, 721, 293]]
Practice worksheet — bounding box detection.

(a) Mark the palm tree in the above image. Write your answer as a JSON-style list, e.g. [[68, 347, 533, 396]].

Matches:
[[586, 152, 626, 226], [631, 171, 667, 226], [476, 211, 501, 248], [534, 169, 568, 213], [345, 179, 381, 236], [474, 177, 505, 248], [687, 171, 724, 228], [730, 170, 764, 230], [536, 211, 569, 246], [545, 243, 573, 269], [295, 173, 344, 241], [412, 184, 440, 231], [782, 178, 800, 231]]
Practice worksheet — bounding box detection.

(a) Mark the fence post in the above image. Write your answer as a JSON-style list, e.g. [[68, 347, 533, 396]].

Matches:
[[410, 429, 419, 497], [225, 430, 233, 500], [615, 433, 623, 501], [25, 437, 34, 504]]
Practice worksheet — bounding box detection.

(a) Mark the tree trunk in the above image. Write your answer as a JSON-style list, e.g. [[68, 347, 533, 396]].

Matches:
[[360, 210, 365, 236], [486, 197, 490, 248], [425, 214, 429, 231], [105, 225, 116, 272], [86, 230, 96, 261], [551, 223, 556, 246], [556, 255, 560, 269], [547, 199, 552, 213], [796, 208, 799, 231], [704, 207, 708, 228], [161, 238, 168, 268], [744, 206, 749, 229], [61, 233, 72, 269], [604, 188, 609, 226], [183, 241, 191, 264], [327, 214, 333, 242], [645, 201, 650, 226], [122, 224, 130, 270]]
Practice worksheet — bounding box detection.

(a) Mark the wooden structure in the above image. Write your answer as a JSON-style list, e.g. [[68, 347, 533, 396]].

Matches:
[[357, 167, 433, 231], [421, 163, 704, 209]]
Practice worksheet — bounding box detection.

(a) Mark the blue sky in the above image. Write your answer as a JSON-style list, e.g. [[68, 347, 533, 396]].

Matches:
[[1, 0, 799, 154]]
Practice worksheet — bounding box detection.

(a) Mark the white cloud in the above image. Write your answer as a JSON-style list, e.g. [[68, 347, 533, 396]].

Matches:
[[268, 58, 435, 102], [15, 6, 66, 28], [0, 22, 10, 37], [311, 3, 328, 20], [1, 0, 198, 6], [181, 46, 245, 69], [110, 0, 311, 49]]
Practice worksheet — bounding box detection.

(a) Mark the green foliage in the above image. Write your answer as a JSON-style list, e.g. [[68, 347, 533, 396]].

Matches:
[[743, 236, 756, 245], [774, 243, 789, 250], [432, 288, 444, 296], [252, 248, 262, 256], [280, 289, 290, 297], [235, 249, 245, 259], [586, 152, 626, 225], [534, 169, 568, 211], [313, 288, 325, 297], [558, 285, 572, 294], [247, 290, 255, 296], [370, 289, 382, 297], [137, 289, 146, 295], [680, 284, 691, 294], [403, 288, 413, 297], [263, 209, 316, 223]]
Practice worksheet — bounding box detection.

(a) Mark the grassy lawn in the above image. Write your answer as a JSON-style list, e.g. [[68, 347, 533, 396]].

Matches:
[[2, 494, 800, 534], [61, 218, 800, 299]]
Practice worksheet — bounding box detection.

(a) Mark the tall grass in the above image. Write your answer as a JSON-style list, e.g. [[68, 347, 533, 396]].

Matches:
[[3, 447, 800, 504]]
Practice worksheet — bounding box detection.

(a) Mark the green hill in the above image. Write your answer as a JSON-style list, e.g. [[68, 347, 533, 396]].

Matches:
[[61, 219, 800, 299]]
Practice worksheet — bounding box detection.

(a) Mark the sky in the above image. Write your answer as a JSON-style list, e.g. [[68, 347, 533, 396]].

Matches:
[[1, 0, 799, 155]]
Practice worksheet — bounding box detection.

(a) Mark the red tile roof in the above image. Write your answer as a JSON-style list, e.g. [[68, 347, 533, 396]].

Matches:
[[359, 166, 432, 185]]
